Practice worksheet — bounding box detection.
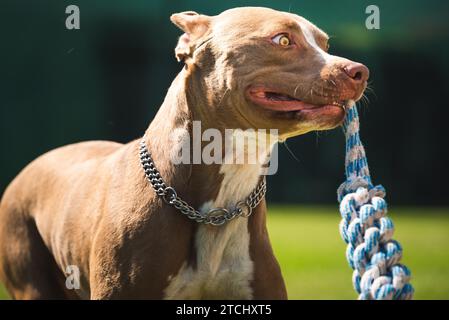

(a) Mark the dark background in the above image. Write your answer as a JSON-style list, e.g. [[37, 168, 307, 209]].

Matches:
[[1, 0, 449, 206]]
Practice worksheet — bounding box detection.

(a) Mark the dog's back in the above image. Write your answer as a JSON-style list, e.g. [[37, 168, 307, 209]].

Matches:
[[0, 140, 122, 299]]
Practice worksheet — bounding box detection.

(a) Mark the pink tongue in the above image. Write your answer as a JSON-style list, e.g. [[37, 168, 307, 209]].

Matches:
[[263, 100, 322, 112], [249, 88, 326, 111]]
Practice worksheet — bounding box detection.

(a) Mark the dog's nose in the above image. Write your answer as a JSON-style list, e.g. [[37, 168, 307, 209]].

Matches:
[[343, 63, 369, 83]]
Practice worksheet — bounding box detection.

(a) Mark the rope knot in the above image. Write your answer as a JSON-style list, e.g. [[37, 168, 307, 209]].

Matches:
[[338, 105, 413, 300]]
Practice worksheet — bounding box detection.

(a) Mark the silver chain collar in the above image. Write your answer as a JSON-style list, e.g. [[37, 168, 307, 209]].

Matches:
[[139, 139, 266, 226]]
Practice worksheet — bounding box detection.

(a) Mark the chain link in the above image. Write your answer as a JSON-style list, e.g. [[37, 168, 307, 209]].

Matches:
[[139, 139, 266, 226]]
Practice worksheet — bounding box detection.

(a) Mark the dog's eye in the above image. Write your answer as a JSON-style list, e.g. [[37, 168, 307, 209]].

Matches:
[[272, 34, 292, 47]]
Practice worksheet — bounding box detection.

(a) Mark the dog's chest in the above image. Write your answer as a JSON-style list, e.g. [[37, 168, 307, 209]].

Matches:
[[163, 164, 261, 299]]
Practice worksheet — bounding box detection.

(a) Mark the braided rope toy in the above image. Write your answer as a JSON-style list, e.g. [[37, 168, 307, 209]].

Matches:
[[337, 105, 414, 300]]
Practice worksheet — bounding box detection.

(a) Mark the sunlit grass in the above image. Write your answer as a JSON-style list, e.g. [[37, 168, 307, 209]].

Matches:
[[267, 205, 449, 300]]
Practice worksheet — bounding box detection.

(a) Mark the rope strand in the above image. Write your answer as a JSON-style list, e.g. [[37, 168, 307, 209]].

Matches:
[[337, 104, 414, 300]]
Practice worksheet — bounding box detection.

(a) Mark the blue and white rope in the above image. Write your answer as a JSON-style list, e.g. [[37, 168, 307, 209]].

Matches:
[[337, 104, 414, 300]]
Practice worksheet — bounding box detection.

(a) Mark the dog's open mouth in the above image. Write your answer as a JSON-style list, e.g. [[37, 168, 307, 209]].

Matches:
[[247, 87, 346, 113]]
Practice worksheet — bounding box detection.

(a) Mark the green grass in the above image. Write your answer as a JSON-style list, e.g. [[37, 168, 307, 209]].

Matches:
[[267, 205, 449, 300], [0, 206, 448, 300]]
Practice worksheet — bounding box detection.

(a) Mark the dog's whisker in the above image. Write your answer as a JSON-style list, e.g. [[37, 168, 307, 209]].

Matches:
[[217, 88, 230, 107], [315, 131, 320, 145], [281, 140, 301, 163], [358, 94, 371, 112], [364, 94, 370, 104], [309, 88, 314, 100], [329, 79, 337, 89], [365, 86, 378, 100], [293, 82, 305, 98]]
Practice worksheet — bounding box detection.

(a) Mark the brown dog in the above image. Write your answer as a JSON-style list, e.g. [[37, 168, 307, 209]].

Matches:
[[0, 7, 368, 299]]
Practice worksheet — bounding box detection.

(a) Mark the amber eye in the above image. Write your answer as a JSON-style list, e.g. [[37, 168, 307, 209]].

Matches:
[[272, 34, 292, 47]]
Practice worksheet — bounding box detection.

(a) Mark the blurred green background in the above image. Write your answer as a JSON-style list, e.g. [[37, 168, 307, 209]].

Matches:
[[1, 0, 449, 299]]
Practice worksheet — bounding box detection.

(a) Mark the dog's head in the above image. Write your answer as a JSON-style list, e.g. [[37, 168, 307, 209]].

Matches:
[[171, 7, 369, 140]]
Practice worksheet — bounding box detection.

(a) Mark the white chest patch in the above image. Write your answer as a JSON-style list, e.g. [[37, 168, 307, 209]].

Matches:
[[164, 135, 276, 300]]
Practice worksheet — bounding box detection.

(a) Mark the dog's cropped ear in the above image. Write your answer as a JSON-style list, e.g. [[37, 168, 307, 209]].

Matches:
[[170, 11, 211, 62]]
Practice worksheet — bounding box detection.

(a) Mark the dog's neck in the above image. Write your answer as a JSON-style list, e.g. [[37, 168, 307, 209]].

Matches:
[[143, 66, 273, 211]]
